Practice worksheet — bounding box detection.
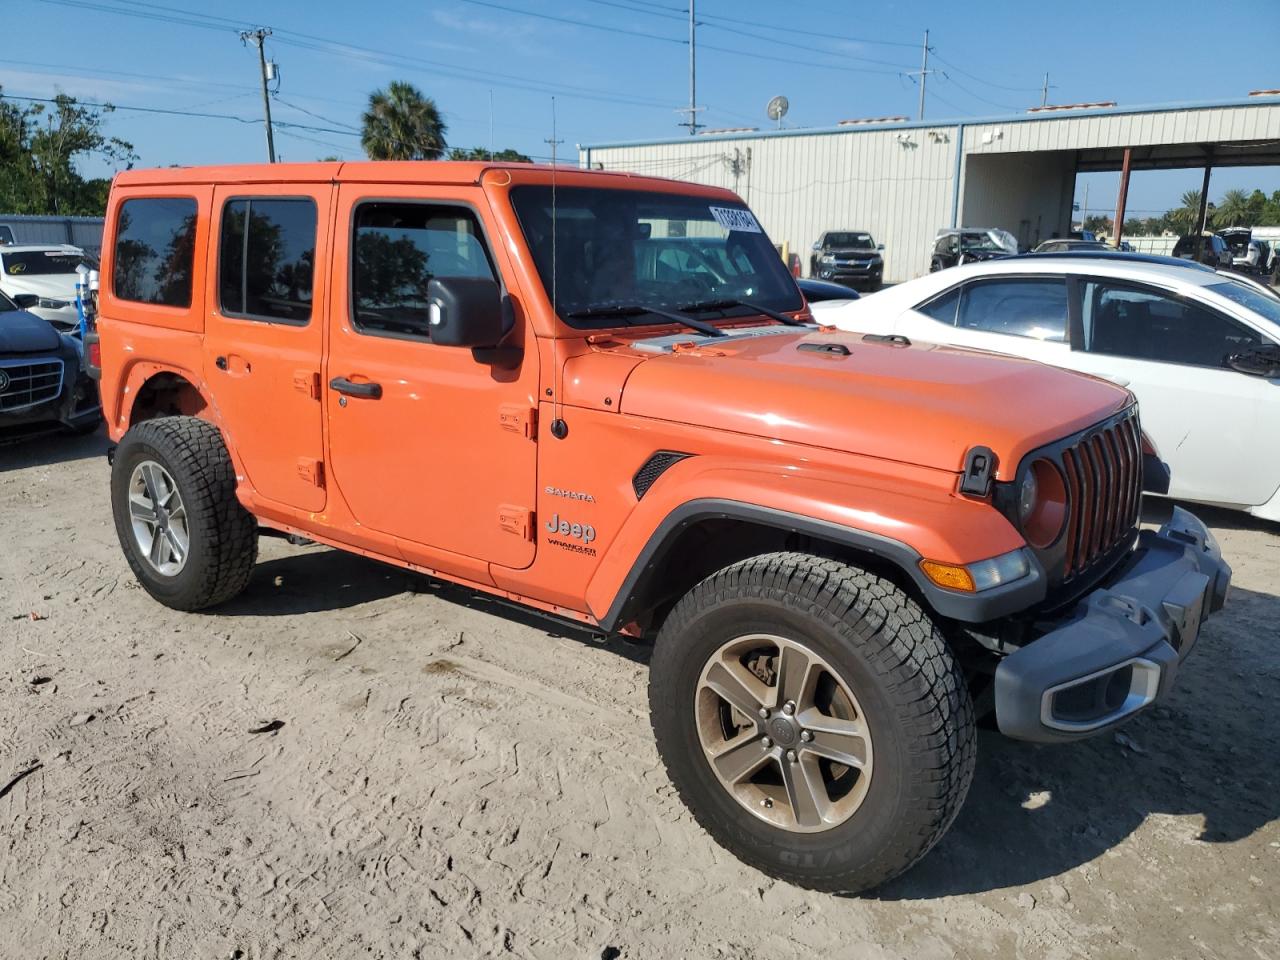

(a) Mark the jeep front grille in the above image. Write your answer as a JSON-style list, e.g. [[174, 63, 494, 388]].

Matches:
[[0, 358, 64, 412], [1058, 413, 1142, 577]]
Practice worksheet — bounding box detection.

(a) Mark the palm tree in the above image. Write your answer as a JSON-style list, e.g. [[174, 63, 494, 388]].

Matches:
[[1214, 189, 1251, 228], [361, 82, 447, 161], [1167, 190, 1205, 234]]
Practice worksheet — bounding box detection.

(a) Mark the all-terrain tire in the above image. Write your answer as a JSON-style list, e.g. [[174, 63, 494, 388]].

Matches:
[[649, 552, 975, 894], [111, 416, 257, 611]]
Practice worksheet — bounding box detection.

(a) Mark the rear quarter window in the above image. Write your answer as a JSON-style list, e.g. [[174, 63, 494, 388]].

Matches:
[[112, 197, 199, 307]]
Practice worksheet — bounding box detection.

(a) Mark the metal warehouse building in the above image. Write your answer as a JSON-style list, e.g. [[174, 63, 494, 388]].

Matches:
[[579, 95, 1280, 283]]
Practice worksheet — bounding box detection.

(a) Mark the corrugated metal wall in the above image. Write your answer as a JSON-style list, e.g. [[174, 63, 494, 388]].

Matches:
[[0, 215, 105, 255], [964, 104, 1280, 157], [582, 100, 1280, 283], [584, 126, 959, 283]]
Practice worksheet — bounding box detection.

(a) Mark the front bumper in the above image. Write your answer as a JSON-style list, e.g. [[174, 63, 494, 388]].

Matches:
[[994, 507, 1230, 743], [818, 263, 882, 287]]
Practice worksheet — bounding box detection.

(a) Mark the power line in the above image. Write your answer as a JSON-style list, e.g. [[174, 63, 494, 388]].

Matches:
[[928, 52, 1042, 93], [693, 9, 920, 48], [458, 0, 684, 43]]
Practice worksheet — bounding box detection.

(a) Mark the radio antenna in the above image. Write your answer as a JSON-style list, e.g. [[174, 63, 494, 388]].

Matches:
[[544, 97, 569, 439]]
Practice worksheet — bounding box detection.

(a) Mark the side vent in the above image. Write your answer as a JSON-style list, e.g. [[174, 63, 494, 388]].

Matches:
[[633, 451, 692, 499]]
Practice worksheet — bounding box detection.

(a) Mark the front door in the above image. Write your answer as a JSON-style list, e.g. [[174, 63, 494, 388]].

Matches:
[[324, 185, 539, 569], [1064, 278, 1280, 506], [204, 185, 329, 512]]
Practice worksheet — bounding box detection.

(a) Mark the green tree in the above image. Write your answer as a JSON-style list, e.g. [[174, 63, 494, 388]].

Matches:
[[1166, 190, 1205, 234], [360, 82, 447, 161], [447, 146, 532, 162], [0, 87, 135, 214], [1214, 189, 1251, 228]]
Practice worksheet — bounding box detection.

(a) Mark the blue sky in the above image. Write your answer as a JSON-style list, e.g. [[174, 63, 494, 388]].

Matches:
[[3, 0, 1278, 216]]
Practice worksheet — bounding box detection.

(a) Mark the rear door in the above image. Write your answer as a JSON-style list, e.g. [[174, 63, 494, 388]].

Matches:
[[323, 184, 539, 569], [204, 185, 329, 512]]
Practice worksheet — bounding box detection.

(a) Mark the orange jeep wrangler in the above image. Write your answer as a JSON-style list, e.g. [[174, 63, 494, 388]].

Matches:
[[90, 162, 1230, 893]]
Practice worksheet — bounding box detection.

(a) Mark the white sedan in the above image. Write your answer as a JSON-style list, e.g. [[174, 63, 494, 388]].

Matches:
[[812, 253, 1280, 522], [0, 244, 92, 332]]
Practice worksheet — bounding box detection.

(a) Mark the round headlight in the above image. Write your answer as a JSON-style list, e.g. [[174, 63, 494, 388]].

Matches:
[[1020, 459, 1067, 548]]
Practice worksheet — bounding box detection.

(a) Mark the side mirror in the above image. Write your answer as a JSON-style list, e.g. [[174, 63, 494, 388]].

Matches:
[[427, 277, 506, 348], [811, 241, 822, 252], [1227, 346, 1280, 379], [12, 293, 38, 309], [876, 243, 885, 251]]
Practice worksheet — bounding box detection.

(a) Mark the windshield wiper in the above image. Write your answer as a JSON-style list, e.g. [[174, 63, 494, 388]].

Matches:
[[677, 298, 806, 327], [564, 303, 726, 337]]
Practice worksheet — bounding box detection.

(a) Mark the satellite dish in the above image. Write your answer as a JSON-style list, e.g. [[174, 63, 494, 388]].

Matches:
[[766, 95, 790, 126]]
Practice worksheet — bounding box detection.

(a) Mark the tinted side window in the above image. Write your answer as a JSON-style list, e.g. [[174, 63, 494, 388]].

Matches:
[[113, 197, 198, 307], [917, 287, 960, 325], [956, 278, 1068, 341], [219, 198, 317, 324], [352, 202, 495, 339], [1082, 282, 1262, 368]]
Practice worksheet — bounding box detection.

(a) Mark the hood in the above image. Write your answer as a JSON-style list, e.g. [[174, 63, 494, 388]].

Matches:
[[0, 309, 62, 354], [618, 329, 1130, 479], [0, 273, 78, 301]]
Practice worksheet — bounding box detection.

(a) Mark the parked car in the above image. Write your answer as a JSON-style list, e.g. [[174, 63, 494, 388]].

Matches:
[[1034, 239, 1110, 254], [93, 162, 1228, 894], [1172, 233, 1231, 270], [797, 277, 861, 303], [0, 288, 101, 440], [929, 228, 1017, 271], [0, 244, 95, 332], [813, 253, 1280, 522], [1069, 230, 1097, 241], [808, 230, 883, 291], [1217, 227, 1268, 276]]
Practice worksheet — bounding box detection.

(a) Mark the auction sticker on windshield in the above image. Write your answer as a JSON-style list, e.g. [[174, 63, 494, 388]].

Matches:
[[709, 206, 761, 234]]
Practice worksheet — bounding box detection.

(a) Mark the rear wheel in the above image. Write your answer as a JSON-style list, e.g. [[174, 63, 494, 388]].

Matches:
[[111, 416, 257, 611], [649, 552, 975, 893]]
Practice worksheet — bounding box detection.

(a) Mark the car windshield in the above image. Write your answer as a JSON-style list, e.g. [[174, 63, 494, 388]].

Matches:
[[2, 250, 85, 276], [960, 235, 1002, 252], [825, 232, 874, 249], [1206, 280, 1280, 330], [509, 186, 802, 329], [0, 290, 17, 312]]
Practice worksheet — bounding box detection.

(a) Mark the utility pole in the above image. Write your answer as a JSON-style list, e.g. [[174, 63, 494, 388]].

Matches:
[[678, 0, 702, 134], [1040, 72, 1056, 108], [1080, 182, 1089, 232], [906, 30, 934, 121], [240, 28, 276, 163]]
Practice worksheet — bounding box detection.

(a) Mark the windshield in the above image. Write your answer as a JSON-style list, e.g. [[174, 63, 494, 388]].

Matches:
[[0, 290, 17, 312], [825, 232, 874, 249], [960, 235, 1003, 253], [1206, 280, 1280, 331], [510, 186, 803, 329], [2, 250, 86, 276]]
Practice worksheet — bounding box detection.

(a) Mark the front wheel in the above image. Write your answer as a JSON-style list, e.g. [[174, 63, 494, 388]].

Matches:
[[649, 552, 975, 893]]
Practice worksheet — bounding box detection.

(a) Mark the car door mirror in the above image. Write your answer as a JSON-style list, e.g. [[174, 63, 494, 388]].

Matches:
[[811, 241, 822, 252], [1226, 345, 1280, 379], [11, 293, 38, 309], [427, 277, 506, 348], [877, 243, 885, 251]]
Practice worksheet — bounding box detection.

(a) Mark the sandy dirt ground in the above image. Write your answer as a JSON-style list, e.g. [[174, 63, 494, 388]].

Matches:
[[1, 431, 1278, 960]]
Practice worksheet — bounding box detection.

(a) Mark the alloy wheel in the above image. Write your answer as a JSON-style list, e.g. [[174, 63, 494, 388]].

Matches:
[[694, 633, 873, 833]]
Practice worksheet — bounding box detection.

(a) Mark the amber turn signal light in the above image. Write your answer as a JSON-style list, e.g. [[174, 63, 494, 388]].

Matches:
[[919, 560, 976, 592]]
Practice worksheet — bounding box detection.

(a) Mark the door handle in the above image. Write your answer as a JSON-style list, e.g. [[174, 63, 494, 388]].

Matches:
[[329, 376, 382, 400]]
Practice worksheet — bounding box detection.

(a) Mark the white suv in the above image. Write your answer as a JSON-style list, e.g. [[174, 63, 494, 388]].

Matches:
[[814, 253, 1280, 522], [0, 244, 93, 331]]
